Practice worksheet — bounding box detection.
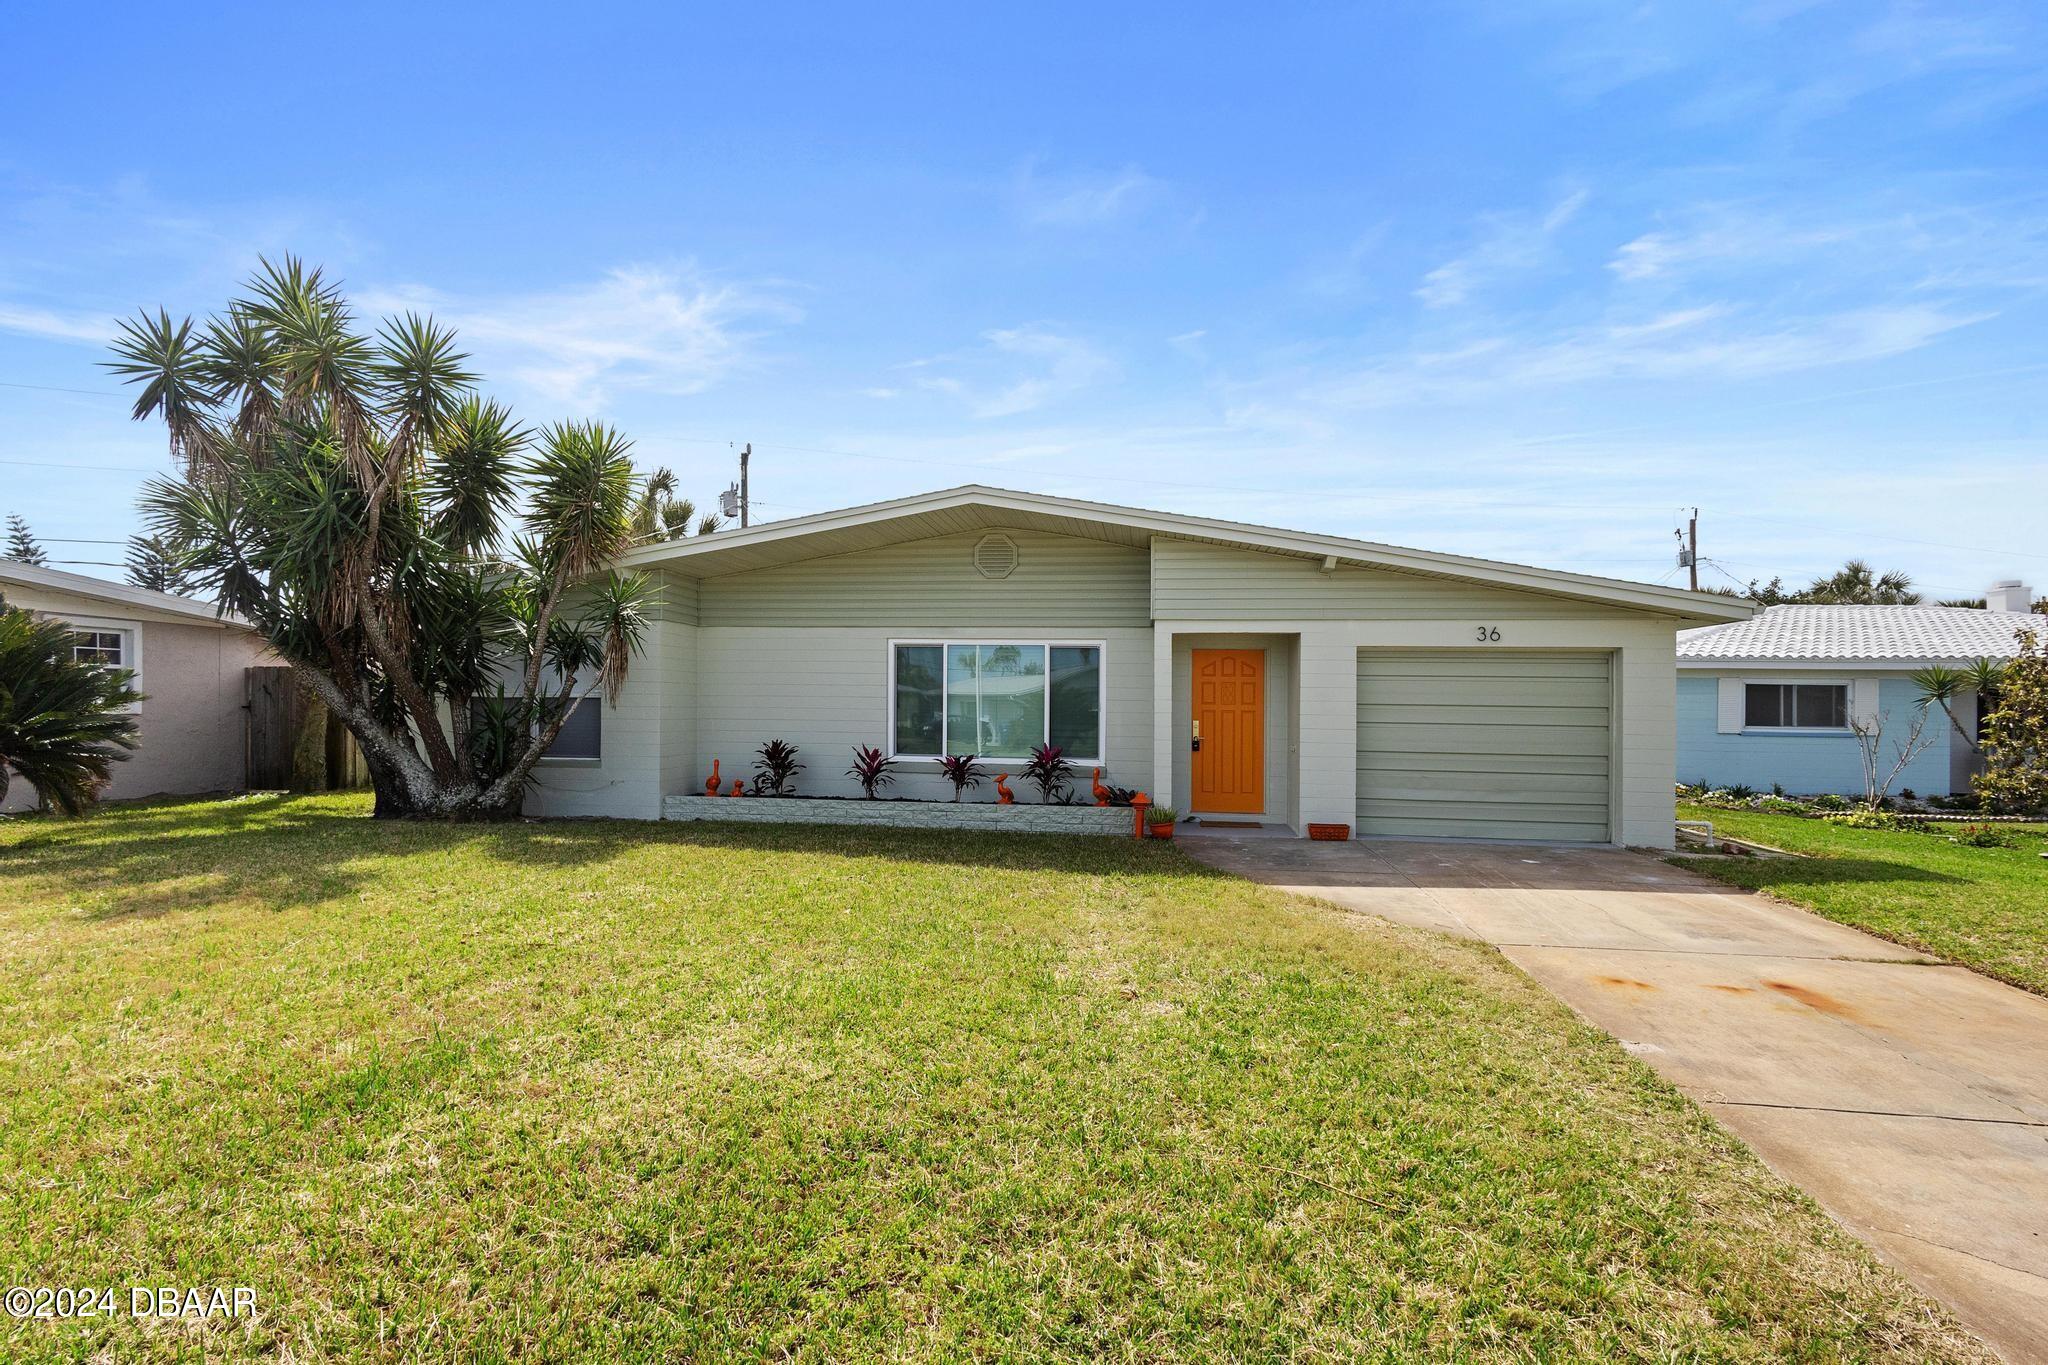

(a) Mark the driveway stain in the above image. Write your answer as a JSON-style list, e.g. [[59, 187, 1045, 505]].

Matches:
[[1763, 979, 1865, 1021], [1704, 984, 1756, 995], [1594, 975, 1656, 991]]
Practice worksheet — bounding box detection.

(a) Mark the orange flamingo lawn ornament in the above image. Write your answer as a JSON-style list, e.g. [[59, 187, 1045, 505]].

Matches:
[[1091, 767, 1110, 806], [730, 778, 746, 797], [994, 773, 1014, 804], [705, 759, 721, 796]]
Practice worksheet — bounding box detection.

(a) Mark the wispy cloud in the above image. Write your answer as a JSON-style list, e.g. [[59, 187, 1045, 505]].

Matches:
[[1321, 302, 1986, 406], [1012, 159, 1166, 227], [1415, 187, 1588, 307], [361, 266, 800, 408], [903, 324, 1116, 418], [1492, 0, 2048, 128], [0, 303, 118, 344]]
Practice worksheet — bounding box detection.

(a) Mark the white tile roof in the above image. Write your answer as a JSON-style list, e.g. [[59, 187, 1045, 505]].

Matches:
[[1679, 604, 2042, 663]]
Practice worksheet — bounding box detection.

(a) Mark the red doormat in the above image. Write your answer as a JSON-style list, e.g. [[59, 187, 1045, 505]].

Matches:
[[1306, 823, 1351, 841]]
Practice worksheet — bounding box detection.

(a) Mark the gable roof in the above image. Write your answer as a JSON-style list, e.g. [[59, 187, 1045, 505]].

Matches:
[[1679, 604, 2042, 665], [0, 560, 247, 629], [622, 485, 1754, 622]]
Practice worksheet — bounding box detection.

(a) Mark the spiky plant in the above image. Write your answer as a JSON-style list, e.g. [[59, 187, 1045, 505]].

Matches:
[[1020, 744, 1072, 804], [938, 753, 983, 801], [752, 739, 804, 795], [0, 594, 143, 815], [846, 745, 895, 799], [109, 257, 653, 820]]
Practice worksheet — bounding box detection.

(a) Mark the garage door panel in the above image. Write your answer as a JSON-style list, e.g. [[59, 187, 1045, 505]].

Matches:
[[1355, 751, 1610, 777], [1356, 722, 1610, 757], [1356, 650, 1611, 842], [1363, 678, 1612, 707], [1354, 813, 1610, 841], [1358, 769, 1611, 800], [1359, 702, 1611, 728], [1360, 653, 1610, 679]]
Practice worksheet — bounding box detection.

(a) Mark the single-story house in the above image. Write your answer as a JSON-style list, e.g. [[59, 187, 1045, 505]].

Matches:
[[0, 561, 270, 812], [1675, 584, 2041, 797], [528, 486, 1750, 847]]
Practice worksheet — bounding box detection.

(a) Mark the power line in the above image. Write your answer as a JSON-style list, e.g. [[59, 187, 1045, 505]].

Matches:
[[0, 379, 124, 398]]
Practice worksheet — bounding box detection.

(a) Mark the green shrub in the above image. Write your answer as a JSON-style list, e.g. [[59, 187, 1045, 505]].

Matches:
[[1948, 823, 2019, 848], [1823, 809, 1900, 830]]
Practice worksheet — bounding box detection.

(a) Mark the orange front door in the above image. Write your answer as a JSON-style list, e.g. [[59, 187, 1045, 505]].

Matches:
[[1191, 649, 1264, 814]]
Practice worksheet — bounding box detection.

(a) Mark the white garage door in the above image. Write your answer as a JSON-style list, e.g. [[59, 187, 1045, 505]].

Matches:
[[1355, 650, 1612, 842]]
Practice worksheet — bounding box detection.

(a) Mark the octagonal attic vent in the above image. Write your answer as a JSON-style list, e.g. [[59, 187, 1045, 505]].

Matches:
[[973, 532, 1019, 580]]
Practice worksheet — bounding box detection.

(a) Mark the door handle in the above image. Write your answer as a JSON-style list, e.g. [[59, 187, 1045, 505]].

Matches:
[[1191, 719, 1201, 752]]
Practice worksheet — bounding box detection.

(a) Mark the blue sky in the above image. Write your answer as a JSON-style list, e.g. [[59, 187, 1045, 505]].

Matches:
[[3, 1, 2045, 600]]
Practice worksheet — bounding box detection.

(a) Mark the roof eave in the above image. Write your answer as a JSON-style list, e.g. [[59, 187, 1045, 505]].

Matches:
[[621, 484, 1758, 621]]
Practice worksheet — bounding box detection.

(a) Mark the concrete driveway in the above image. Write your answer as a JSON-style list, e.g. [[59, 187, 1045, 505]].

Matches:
[[1181, 832, 2048, 1362]]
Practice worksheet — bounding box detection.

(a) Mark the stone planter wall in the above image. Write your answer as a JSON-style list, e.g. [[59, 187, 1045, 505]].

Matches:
[[661, 794, 1136, 837]]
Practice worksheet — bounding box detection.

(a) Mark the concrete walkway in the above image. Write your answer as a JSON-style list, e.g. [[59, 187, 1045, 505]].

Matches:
[[1181, 832, 2048, 1362]]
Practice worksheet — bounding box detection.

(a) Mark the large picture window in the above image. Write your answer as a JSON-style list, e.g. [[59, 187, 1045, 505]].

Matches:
[[891, 641, 1103, 761], [1743, 682, 1848, 730]]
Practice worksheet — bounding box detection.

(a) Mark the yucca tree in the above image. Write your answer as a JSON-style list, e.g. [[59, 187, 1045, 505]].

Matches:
[[0, 594, 143, 815], [1910, 659, 2009, 753], [629, 465, 724, 542], [109, 258, 654, 820]]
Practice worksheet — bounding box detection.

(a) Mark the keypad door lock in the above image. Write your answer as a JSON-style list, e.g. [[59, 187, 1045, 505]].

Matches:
[[1190, 718, 1201, 752]]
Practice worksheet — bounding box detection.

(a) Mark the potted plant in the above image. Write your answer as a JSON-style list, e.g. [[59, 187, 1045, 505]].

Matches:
[[752, 739, 803, 795], [846, 744, 896, 799], [1020, 743, 1073, 803], [938, 753, 983, 801], [1145, 805, 1179, 840]]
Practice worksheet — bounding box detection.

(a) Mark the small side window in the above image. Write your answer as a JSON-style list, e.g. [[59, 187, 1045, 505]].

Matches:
[[71, 630, 125, 668], [545, 701, 602, 760]]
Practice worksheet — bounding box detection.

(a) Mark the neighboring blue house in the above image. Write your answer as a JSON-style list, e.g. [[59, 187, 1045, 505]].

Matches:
[[1677, 586, 2040, 798]]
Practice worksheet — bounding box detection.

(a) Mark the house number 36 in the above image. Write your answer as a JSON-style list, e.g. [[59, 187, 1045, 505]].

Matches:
[[1475, 626, 1502, 642]]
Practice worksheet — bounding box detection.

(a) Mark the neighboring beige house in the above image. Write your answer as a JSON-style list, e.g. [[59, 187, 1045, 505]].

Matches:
[[1, 561, 268, 812], [527, 486, 1752, 847]]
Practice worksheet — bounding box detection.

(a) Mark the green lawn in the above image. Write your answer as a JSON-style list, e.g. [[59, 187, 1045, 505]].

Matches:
[[1675, 803, 2048, 996], [0, 796, 1983, 1362]]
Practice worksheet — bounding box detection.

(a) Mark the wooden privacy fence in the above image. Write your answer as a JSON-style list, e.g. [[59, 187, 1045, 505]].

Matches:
[[245, 666, 369, 792]]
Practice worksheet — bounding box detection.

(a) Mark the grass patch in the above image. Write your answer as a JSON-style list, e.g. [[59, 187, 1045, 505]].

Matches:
[[0, 795, 1984, 1361], [1675, 803, 2048, 996]]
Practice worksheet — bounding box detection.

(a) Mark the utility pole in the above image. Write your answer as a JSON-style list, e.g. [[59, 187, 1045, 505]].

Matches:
[[1675, 508, 1698, 591], [740, 442, 750, 529]]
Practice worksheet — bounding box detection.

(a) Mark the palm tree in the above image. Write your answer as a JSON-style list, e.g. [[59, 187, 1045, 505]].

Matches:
[[109, 257, 653, 820], [0, 595, 142, 814], [630, 466, 723, 541], [630, 467, 679, 539], [1802, 559, 1921, 605]]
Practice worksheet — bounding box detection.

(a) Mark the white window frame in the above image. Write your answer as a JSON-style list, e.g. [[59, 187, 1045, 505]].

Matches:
[[886, 638, 1107, 766], [55, 613, 143, 712], [1741, 679, 1851, 734]]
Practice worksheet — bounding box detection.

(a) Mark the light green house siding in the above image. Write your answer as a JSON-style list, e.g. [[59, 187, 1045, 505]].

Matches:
[[1149, 537, 1621, 621], [685, 529, 1155, 799], [700, 529, 1149, 629]]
